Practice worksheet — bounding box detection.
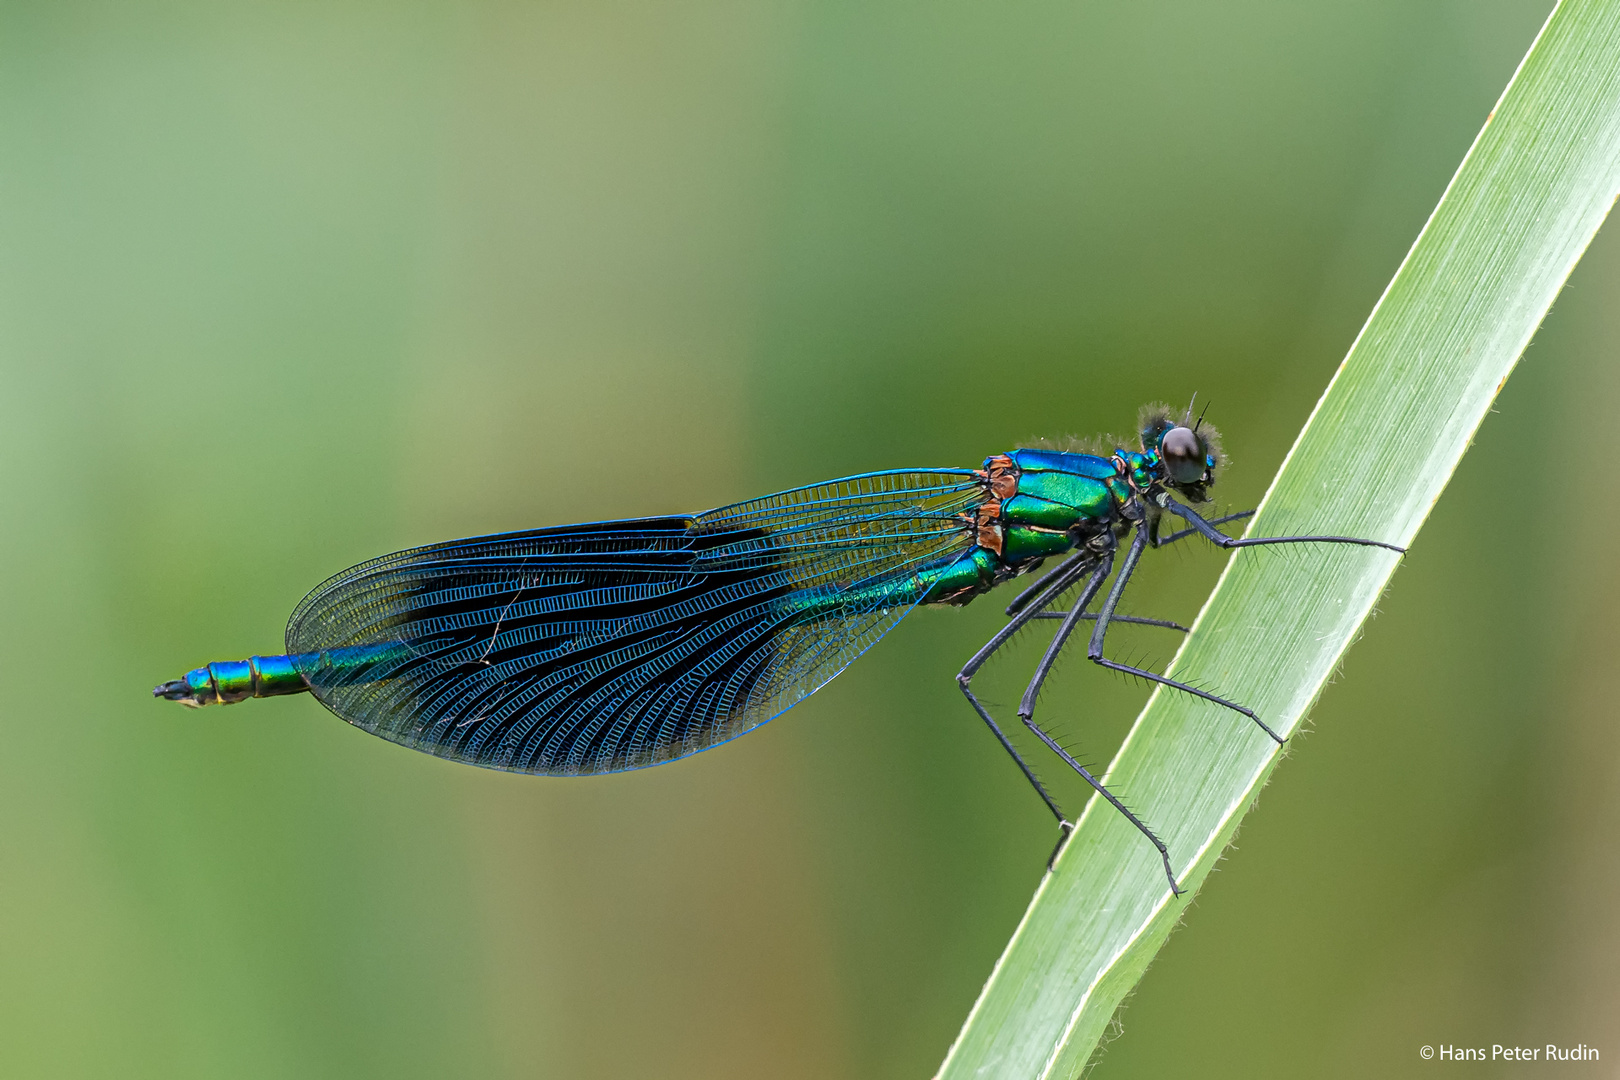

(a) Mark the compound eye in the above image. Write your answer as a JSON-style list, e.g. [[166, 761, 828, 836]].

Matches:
[[1161, 426, 1205, 484]]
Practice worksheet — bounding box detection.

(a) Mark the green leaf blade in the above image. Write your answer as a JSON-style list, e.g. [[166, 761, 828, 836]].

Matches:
[[938, 1, 1620, 1076]]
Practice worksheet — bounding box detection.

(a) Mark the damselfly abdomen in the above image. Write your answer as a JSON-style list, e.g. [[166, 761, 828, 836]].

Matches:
[[155, 403, 1401, 892]]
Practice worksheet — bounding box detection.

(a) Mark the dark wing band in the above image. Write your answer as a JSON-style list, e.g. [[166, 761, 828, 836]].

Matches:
[[285, 470, 982, 774]]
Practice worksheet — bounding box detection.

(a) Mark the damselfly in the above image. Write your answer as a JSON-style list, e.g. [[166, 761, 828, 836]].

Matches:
[[155, 403, 1401, 892]]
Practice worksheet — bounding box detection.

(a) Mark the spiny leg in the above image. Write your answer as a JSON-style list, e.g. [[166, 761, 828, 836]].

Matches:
[[1096, 496, 1405, 741], [1049, 509, 1251, 628], [957, 553, 1106, 827], [1032, 612, 1189, 632], [1159, 498, 1406, 553], [1017, 529, 1147, 723], [1010, 570, 1182, 892], [1013, 548, 1187, 630], [1004, 550, 1092, 617], [1068, 524, 1286, 744], [1020, 710, 1182, 895], [1151, 509, 1254, 548], [1007, 509, 1255, 607]]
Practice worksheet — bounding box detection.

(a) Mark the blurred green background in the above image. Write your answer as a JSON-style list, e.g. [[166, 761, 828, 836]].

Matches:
[[3, 1, 1615, 1077]]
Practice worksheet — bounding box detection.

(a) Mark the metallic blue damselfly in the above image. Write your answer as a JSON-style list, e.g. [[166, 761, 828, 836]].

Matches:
[[155, 403, 1402, 892]]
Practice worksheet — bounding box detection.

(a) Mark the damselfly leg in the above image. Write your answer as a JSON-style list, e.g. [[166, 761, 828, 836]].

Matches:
[[1003, 509, 1252, 620], [1159, 499, 1405, 553], [1070, 524, 1287, 745], [1011, 546, 1187, 892], [1003, 550, 1091, 618], [1025, 510, 1261, 631], [956, 553, 1104, 828], [1071, 499, 1407, 744], [959, 535, 1186, 891], [1019, 705, 1181, 895], [1032, 611, 1188, 630]]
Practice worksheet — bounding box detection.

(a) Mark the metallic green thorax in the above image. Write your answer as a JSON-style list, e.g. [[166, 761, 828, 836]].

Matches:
[[769, 447, 1146, 615], [917, 448, 1139, 605]]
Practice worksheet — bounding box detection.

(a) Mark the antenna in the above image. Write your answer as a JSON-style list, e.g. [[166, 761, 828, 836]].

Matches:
[[1194, 397, 1212, 434]]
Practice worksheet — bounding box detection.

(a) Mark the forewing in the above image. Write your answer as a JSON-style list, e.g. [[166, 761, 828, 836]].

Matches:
[[285, 470, 983, 774]]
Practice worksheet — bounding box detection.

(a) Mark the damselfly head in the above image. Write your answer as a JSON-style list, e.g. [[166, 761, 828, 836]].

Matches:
[[1139, 401, 1223, 501]]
